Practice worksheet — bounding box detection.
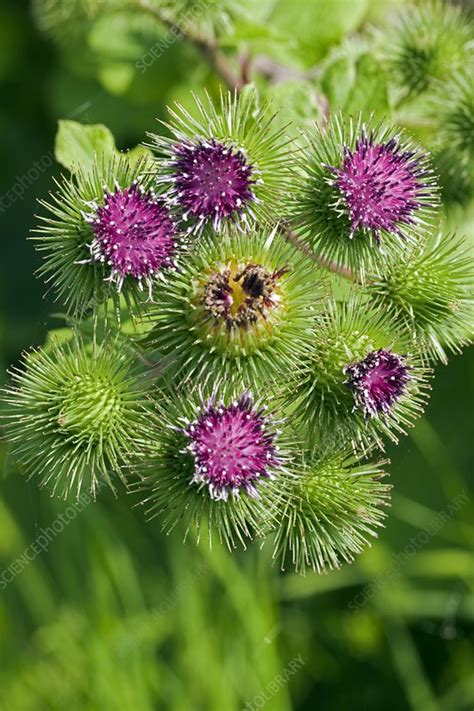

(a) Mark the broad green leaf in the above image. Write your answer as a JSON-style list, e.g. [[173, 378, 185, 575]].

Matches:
[[264, 79, 323, 139], [221, 19, 291, 48], [320, 52, 389, 115], [321, 56, 354, 111], [124, 144, 153, 168], [98, 62, 135, 95], [55, 119, 116, 172], [344, 53, 389, 115], [54, 119, 153, 174], [42, 326, 75, 353], [268, 0, 369, 67], [88, 11, 158, 62]]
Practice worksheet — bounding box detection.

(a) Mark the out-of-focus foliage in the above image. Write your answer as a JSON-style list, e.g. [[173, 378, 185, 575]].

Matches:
[[0, 1, 473, 710]]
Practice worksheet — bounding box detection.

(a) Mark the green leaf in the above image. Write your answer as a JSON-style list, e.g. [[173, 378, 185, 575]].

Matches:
[[269, 0, 369, 66], [87, 10, 158, 62], [124, 144, 153, 168], [43, 326, 75, 353], [221, 18, 291, 49], [55, 119, 116, 173], [320, 52, 389, 115], [98, 62, 135, 95], [54, 119, 153, 174], [264, 80, 323, 140], [344, 53, 389, 115], [320, 56, 354, 110]]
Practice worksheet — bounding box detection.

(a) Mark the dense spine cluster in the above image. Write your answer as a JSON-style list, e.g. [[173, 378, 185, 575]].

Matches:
[[1, 340, 154, 498]]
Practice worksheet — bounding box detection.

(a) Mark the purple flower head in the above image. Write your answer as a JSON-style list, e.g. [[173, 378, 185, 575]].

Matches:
[[165, 138, 257, 232], [330, 132, 430, 243], [88, 184, 178, 293], [344, 349, 411, 418], [201, 263, 287, 329], [183, 392, 280, 501]]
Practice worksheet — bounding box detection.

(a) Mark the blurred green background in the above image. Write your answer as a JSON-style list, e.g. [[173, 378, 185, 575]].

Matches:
[[0, 1, 473, 709]]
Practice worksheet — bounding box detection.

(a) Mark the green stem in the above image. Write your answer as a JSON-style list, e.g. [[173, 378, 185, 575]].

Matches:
[[134, 0, 358, 283], [133, 0, 244, 90], [283, 226, 358, 282]]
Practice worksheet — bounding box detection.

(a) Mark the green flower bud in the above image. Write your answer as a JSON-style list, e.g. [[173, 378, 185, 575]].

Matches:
[[273, 453, 391, 575], [380, 0, 473, 97], [433, 148, 474, 207], [365, 232, 474, 364], [1, 339, 153, 498], [434, 71, 474, 165], [430, 71, 474, 205]]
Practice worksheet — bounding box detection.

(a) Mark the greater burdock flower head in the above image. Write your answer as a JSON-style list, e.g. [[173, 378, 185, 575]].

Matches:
[[287, 114, 438, 277], [150, 90, 294, 234], [344, 349, 411, 418], [1, 339, 154, 498], [86, 183, 178, 295], [201, 262, 287, 330], [164, 138, 257, 232], [330, 133, 429, 244], [144, 228, 322, 389], [290, 297, 429, 452], [138, 385, 292, 549], [34, 157, 181, 316], [183, 392, 280, 501]]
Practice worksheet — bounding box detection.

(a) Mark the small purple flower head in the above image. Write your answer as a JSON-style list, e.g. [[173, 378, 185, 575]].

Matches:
[[164, 138, 257, 232], [331, 132, 431, 243], [88, 183, 178, 293], [183, 392, 280, 501], [344, 349, 411, 418]]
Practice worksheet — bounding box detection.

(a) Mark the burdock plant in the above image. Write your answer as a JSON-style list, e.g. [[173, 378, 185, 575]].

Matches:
[[2, 0, 473, 575]]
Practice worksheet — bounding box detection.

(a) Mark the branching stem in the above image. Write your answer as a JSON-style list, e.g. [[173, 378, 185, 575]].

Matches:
[[282, 226, 358, 282], [134, 0, 357, 283], [134, 0, 243, 90]]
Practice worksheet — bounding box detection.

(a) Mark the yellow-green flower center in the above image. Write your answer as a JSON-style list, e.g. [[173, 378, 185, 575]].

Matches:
[[190, 261, 289, 356]]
